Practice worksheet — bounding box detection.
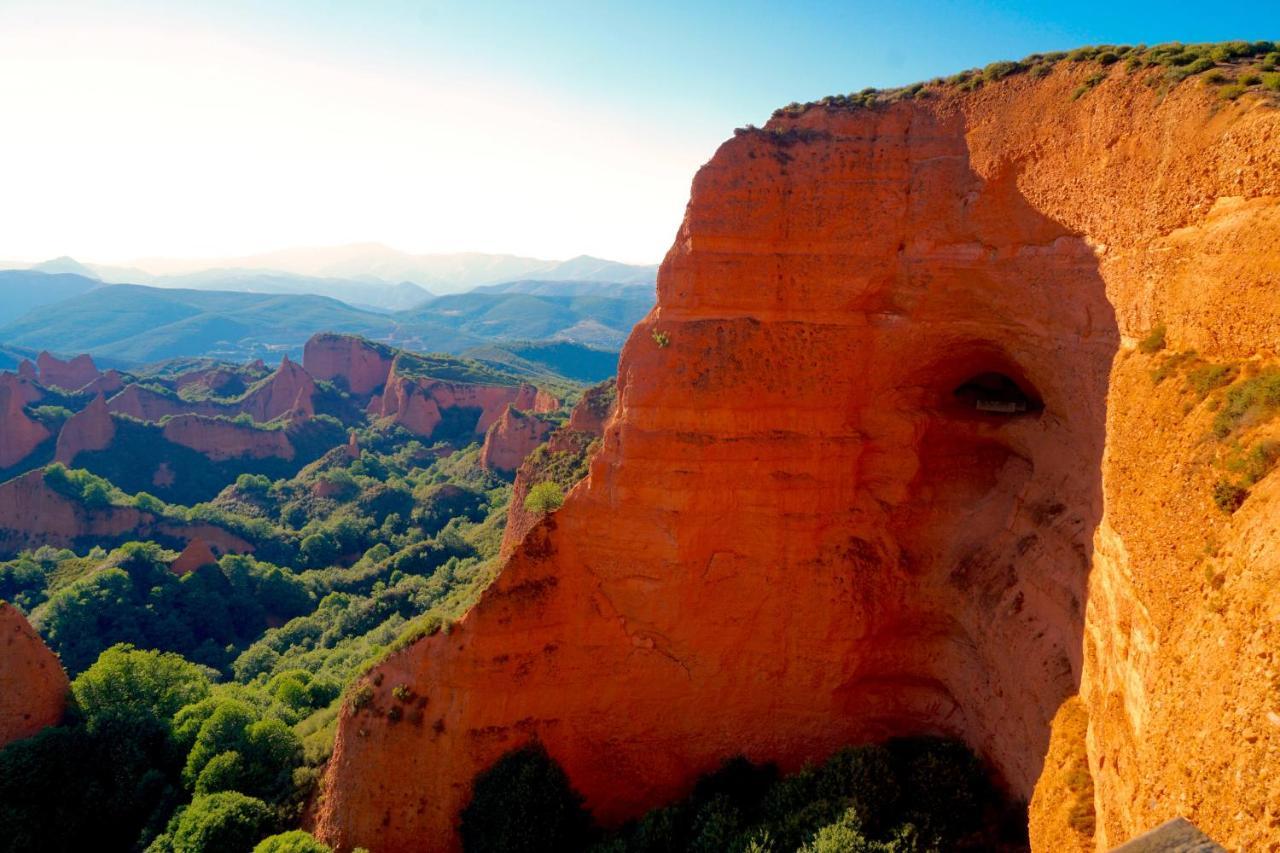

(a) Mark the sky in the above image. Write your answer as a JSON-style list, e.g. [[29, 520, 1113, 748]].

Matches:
[[0, 1, 1276, 265]]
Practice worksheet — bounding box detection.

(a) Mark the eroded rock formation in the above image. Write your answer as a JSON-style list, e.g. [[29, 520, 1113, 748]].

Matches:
[[0, 469, 253, 558], [0, 603, 67, 749], [54, 394, 115, 464], [160, 414, 295, 461], [479, 406, 555, 474], [373, 363, 557, 441], [312, 64, 1280, 852], [170, 537, 220, 576], [500, 382, 614, 557], [106, 356, 316, 424], [304, 333, 395, 397], [36, 351, 100, 391], [0, 374, 51, 469]]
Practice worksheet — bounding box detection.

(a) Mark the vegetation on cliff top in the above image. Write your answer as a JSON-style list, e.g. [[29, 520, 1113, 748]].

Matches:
[[764, 41, 1280, 122]]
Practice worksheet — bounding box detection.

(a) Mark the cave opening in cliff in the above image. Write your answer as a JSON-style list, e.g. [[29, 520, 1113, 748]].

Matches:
[[953, 372, 1043, 415]]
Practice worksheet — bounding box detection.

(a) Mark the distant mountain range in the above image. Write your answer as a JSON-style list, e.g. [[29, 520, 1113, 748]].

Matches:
[[0, 272, 651, 377], [3, 244, 656, 295]]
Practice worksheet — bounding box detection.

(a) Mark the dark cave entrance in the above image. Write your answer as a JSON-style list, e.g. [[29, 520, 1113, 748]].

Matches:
[[952, 371, 1043, 416]]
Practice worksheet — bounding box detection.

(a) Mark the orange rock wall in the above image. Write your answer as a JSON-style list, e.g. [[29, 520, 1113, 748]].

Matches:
[[106, 357, 315, 424], [479, 407, 554, 474], [36, 351, 100, 391], [54, 394, 116, 464], [317, 66, 1280, 852], [375, 367, 556, 441], [160, 414, 295, 461], [0, 374, 51, 469], [0, 470, 253, 558], [500, 386, 613, 558], [0, 603, 67, 749], [303, 333, 394, 397]]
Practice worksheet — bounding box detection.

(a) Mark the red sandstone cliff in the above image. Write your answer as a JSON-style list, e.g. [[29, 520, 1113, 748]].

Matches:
[[0, 603, 67, 749], [36, 351, 100, 391], [170, 538, 220, 576], [316, 62, 1280, 853], [0, 374, 51, 469], [0, 470, 253, 558], [499, 382, 615, 557], [77, 369, 125, 397], [54, 394, 115, 464], [303, 333, 394, 397], [160, 414, 295, 461], [374, 361, 557, 441], [479, 406, 555, 474], [106, 357, 316, 424]]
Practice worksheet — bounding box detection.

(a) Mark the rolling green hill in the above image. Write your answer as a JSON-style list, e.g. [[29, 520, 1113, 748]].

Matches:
[[0, 270, 101, 325]]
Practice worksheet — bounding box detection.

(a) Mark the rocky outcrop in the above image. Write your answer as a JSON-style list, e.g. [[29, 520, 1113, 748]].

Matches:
[[499, 384, 614, 557], [77, 369, 125, 397], [170, 538, 220, 576], [0, 374, 51, 469], [479, 407, 555, 474], [316, 60, 1280, 853], [160, 414, 295, 461], [107, 357, 316, 424], [240, 356, 316, 422], [0, 603, 67, 749], [375, 366, 557, 441], [54, 394, 115, 464], [0, 470, 253, 558], [303, 333, 395, 397], [16, 360, 36, 380], [36, 351, 100, 390], [106, 384, 191, 421]]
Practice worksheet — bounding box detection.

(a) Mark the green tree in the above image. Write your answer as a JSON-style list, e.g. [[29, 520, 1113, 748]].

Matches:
[[252, 830, 332, 853], [523, 481, 565, 515], [149, 792, 276, 853], [459, 743, 595, 853], [72, 644, 212, 729]]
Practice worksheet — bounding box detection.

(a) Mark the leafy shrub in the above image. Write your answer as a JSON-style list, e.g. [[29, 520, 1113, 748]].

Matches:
[[73, 644, 212, 729], [1137, 323, 1166, 354], [1186, 363, 1235, 399], [1212, 369, 1280, 437], [252, 831, 332, 853], [524, 481, 565, 515], [460, 744, 595, 853], [1212, 480, 1247, 514], [149, 791, 276, 853]]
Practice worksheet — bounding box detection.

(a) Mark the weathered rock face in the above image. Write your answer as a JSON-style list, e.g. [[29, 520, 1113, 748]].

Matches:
[[160, 414, 295, 461], [0, 374, 51, 469], [374, 366, 557, 441], [316, 66, 1280, 852], [77, 368, 125, 398], [241, 356, 316, 422], [170, 537, 220, 576], [0, 602, 67, 749], [0, 469, 253, 558], [500, 384, 614, 558], [54, 394, 116, 464], [479, 406, 555, 474], [107, 358, 315, 424], [303, 333, 394, 397], [36, 351, 100, 390]]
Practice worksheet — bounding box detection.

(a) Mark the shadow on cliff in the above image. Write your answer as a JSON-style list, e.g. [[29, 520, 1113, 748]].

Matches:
[[864, 112, 1119, 798]]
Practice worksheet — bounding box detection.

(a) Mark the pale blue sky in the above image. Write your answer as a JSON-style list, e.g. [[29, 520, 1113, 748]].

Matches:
[[0, 1, 1275, 263]]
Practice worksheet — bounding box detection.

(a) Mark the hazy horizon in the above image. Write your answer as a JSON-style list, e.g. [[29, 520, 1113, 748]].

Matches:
[[1, 0, 1271, 263]]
